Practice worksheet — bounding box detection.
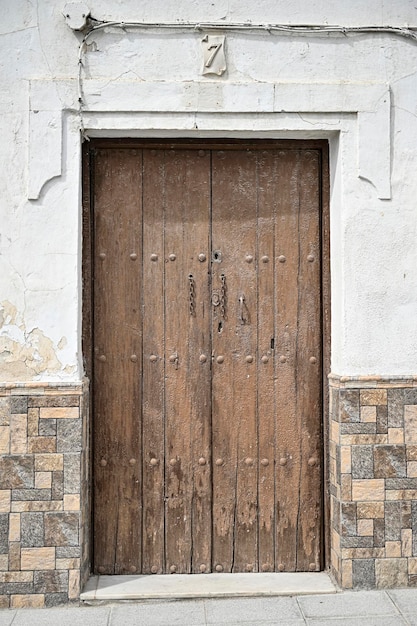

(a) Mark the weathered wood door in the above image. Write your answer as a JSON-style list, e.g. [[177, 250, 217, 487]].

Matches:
[[90, 142, 325, 575]]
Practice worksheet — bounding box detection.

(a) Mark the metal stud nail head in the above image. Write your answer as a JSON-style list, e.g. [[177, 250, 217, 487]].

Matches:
[[308, 457, 318, 467], [310, 356, 317, 364], [170, 458, 177, 466], [169, 253, 176, 261], [198, 253, 206, 262], [246, 355, 253, 363], [198, 457, 206, 466], [169, 355, 176, 363], [278, 255, 286, 263], [130, 253, 137, 260], [150, 458, 158, 466], [309, 563, 316, 571], [170, 565, 177, 573], [279, 355, 286, 363], [215, 458, 224, 466], [130, 354, 138, 362], [246, 564, 253, 572], [100, 458, 107, 467], [278, 563, 285, 572], [99, 355, 106, 362], [98, 566, 106, 574], [261, 255, 269, 263], [99, 252, 106, 260], [245, 457, 254, 466], [150, 253, 158, 261], [199, 354, 207, 363], [307, 254, 315, 262], [215, 564, 223, 572], [129, 458, 136, 465], [151, 565, 158, 573], [200, 564, 207, 573], [245, 254, 253, 263], [261, 458, 269, 466], [261, 355, 269, 364], [262, 564, 270, 572], [130, 565, 137, 573], [279, 457, 287, 466], [150, 355, 157, 362], [216, 355, 224, 364]]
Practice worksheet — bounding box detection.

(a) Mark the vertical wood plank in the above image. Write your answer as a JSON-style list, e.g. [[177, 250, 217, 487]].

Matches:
[[163, 150, 211, 573], [211, 149, 258, 573], [256, 150, 277, 572], [295, 150, 322, 570], [142, 149, 165, 574], [93, 148, 142, 574]]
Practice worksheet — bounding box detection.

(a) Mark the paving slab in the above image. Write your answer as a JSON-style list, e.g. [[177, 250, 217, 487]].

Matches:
[[306, 618, 408, 626], [204, 596, 303, 624], [109, 600, 206, 626], [388, 588, 417, 615], [81, 572, 336, 602], [11, 606, 111, 626], [298, 590, 399, 619], [0, 613, 16, 626]]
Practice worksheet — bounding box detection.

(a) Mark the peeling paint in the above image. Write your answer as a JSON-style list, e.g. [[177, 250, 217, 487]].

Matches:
[[0, 301, 62, 379]]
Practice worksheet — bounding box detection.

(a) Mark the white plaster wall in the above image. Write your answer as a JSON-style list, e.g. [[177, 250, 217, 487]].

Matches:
[[0, 0, 416, 380]]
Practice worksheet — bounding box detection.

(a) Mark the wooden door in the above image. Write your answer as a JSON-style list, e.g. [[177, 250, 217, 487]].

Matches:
[[89, 142, 324, 575]]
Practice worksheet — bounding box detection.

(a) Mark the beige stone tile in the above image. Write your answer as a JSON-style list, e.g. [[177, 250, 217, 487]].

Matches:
[[340, 434, 388, 445], [9, 542, 21, 570], [405, 406, 417, 444], [341, 474, 352, 500], [360, 406, 377, 422], [9, 513, 20, 542], [388, 428, 404, 444], [0, 572, 32, 583], [407, 445, 417, 460], [35, 471, 52, 489], [28, 437, 56, 453], [385, 489, 417, 500], [40, 407, 79, 420], [341, 559, 353, 589], [11, 500, 63, 512], [56, 557, 80, 570], [34, 453, 63, 471], [352, 479, 385, 502], [385, 541, 402, 557], [10, 414, 27, 454], [357, 501, 385, 519], [407, 461, 417, 477], [27, 408, 39, 437], [332, 529, 341, 554], [0, 490, 10, 513], [342, 547, 385, 559], [21, 547, 55, 570], [68, 569, 80, 599], [375, 557, 408, 588], [64, 494, 80, 511], [0, 555, 8, 570], [0, 426, 10, 454], [361, 389, 387, 406], [11, 595, 44, 608], [409, 557, 417, 574], [330, 420, 339, 444], [357, 518, 374, 536], [402, 528, 412, 557], [340, 446, 351, 474], [331, 549, 339, 573]]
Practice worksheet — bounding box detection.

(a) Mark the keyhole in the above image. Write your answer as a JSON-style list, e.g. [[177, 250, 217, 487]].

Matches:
[[213, 250, 222, 262], [218, 321, 223, 334], [270, 337, 275, 350]]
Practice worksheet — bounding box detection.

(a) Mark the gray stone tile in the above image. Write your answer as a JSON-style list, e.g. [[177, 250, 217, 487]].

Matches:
[[205, 596, 303, 624], [110, 601, 206, 625], [298, 591, 398, 618], [11, 606, 111, 626], [0, 612, 17, 626], [388, 588, 417, 614]]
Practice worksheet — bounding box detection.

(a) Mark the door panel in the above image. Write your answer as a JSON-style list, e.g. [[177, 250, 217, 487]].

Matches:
[[91, 143, 324, 575]]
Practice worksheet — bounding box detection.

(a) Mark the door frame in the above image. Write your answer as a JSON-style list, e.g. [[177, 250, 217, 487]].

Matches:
[[82, 137, 331, 573]]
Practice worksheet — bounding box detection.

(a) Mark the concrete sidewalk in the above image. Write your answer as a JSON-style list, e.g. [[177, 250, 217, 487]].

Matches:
[[1, 589, 417, 625]]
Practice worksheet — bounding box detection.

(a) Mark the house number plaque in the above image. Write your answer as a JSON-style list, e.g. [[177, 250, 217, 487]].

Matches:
[[201, 35, 226, 76]]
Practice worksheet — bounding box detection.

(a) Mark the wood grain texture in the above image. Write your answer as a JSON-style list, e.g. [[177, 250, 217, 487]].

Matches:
[[89, 142, 326, 574]]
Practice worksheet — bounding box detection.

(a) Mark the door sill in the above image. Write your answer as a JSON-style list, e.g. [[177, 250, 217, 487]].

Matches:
[[80, 572, 337, 603]]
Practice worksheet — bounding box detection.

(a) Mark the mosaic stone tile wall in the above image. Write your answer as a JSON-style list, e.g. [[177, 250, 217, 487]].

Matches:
[[330, 375, 417, 589], [0, 383, 89, 608]]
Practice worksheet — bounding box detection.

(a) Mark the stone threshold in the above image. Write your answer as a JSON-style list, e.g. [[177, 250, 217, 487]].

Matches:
[[81, 572, 337, 603]]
